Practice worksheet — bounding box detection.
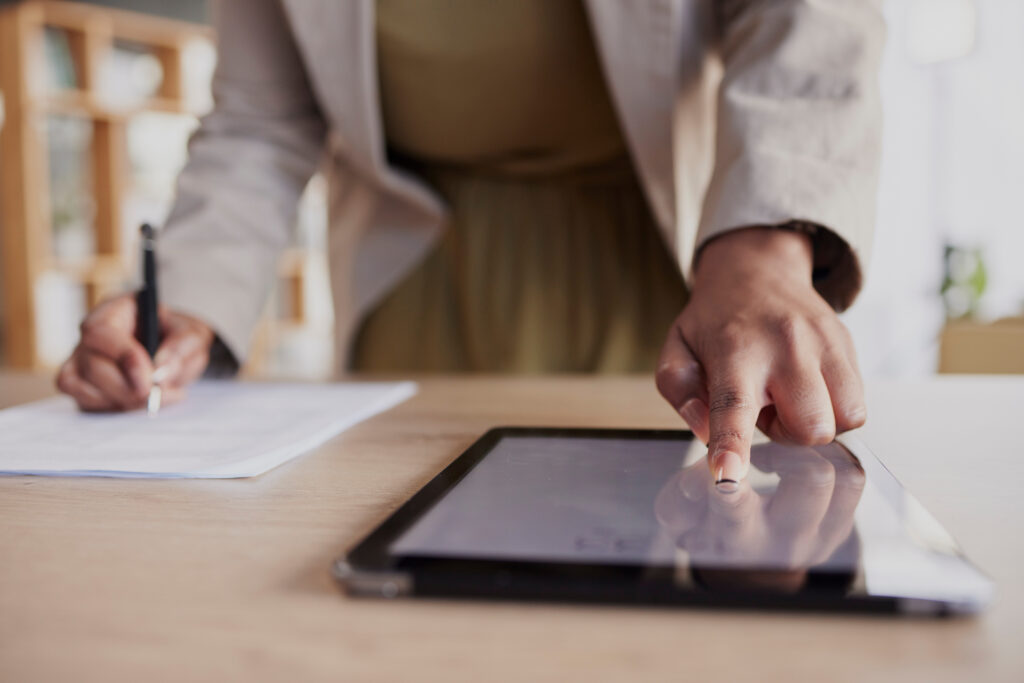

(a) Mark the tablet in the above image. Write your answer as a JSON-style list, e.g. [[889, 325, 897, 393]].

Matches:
[[334, 428, 991, 615]]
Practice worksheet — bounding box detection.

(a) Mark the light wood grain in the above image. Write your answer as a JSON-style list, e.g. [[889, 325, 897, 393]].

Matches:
[[1, 373, 1022, 683], [0, 4, 46, 367]]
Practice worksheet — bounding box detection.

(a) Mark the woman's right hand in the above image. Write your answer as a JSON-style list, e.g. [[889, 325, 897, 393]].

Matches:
[[56, 294, 215, 412]]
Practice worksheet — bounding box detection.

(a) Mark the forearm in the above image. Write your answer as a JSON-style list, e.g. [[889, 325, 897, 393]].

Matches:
[[158, 0, 328, 362], [699, 0, 886, 311]]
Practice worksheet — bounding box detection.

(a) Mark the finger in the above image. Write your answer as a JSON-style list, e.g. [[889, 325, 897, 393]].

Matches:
[[174, 348, 209, 388], [766, 365, 836, 445], [56, 359, 118, 412], [78, 321, 153, 399], [821, 348, 867, 434], [153, 327, 209, 385], [76, 350, 145, 410], [88, 294, 138, 331], [706, 363, 762, 487], [656, 323, 709, 442]]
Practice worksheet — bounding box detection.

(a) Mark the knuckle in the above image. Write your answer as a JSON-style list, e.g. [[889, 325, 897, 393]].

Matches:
[[655, 361, 699, 406], [823, 337, 859, 374], [771, 313, 836, 355], [826, 355, 850, 378], [121, 348, 144, 368], [710, 428, 746, 451], [777, 406, 835, 444], [836, 402, 867, 432], [76, 355, 97, 382], [773, 314, 805, 350], [715, 320, 748, 352], [769, 316, 810, 366], [79, 317, 111, 340], [55, 363, 73, 392], [808, 312, 836, 337], [655, 363, 680, 400], [781, 376, 818, 407], [708, 388, 753, 415]]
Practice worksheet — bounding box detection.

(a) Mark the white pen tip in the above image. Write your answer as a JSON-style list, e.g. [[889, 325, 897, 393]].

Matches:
[[147, 385, 162, 417], [152, 366, 170, 384]]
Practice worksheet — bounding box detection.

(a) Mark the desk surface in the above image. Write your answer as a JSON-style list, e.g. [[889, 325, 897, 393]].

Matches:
[[1, 372, 1022, 682]]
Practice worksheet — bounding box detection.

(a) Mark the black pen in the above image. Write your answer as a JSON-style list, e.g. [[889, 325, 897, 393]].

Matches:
[[136, 223, 161, 416]]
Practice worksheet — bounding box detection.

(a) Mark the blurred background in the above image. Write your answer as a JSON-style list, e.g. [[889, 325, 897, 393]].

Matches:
[[0, 0, 1021, 380]]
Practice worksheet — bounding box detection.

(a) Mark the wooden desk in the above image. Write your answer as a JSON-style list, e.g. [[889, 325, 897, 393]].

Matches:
[[1, 372, 1022, 682]]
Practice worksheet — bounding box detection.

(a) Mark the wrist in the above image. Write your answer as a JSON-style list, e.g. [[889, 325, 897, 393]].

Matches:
[[693, 226, 814, 289]]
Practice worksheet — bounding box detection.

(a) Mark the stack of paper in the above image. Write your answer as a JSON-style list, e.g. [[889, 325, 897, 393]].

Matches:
[[0, 380, 416, 478]]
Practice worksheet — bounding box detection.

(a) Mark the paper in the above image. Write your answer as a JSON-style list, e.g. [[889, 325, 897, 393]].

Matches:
[[0, 380, 417, 478]]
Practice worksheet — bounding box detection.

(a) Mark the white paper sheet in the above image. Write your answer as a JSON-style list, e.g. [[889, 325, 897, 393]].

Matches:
[[0, 380, 417, 478]]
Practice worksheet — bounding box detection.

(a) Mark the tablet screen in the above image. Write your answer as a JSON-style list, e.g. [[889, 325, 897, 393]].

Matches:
[[388, 433, 990, 607]]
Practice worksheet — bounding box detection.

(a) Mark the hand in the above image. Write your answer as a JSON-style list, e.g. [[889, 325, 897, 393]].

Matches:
[[656, 227, 866, 484], [56, 294, 215, 412], [654, 442, 865, 593]]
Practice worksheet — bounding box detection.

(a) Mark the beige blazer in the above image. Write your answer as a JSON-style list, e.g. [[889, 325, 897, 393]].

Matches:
[[158, 0, 885, 367]]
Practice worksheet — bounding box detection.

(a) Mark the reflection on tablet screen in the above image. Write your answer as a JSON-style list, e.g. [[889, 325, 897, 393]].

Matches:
[[390, 435, 989, 604]]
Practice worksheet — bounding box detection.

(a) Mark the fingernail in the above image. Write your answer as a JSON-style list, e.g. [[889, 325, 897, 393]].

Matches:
[[713, 451, 744, 493], [678, 399, 702, 432]]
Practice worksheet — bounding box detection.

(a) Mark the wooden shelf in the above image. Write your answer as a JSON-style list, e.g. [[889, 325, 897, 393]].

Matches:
[[2, 1, 319, 376], [0, 1, 212, 368], [34, 1, 212, 49], [48, 254, 124, 279], [34, 88, 193, 119]]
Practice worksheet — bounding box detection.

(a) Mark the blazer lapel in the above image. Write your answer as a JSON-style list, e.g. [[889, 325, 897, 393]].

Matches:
[[584, 0, 681, 234]]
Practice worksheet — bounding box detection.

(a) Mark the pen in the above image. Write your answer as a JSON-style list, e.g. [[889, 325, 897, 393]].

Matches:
[[136, 223, 162, 416]]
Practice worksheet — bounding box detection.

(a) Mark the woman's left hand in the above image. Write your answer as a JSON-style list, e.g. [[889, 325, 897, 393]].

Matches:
[[655, 227, 866, 485]]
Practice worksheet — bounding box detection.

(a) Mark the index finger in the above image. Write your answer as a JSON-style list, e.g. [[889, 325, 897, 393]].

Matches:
[[706, 365, 763, 490]]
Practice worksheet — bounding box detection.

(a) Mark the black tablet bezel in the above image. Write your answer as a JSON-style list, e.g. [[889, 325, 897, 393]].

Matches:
[[336, 427, 957, 615]]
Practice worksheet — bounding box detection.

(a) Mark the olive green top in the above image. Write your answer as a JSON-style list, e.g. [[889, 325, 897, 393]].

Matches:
[[375, 0, 626, 175], [351, 0, 687, 372]]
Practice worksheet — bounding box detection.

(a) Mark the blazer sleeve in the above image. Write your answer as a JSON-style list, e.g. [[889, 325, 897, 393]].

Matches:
[[696, 0, 886, 311], [157, 0, 327, 362]]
